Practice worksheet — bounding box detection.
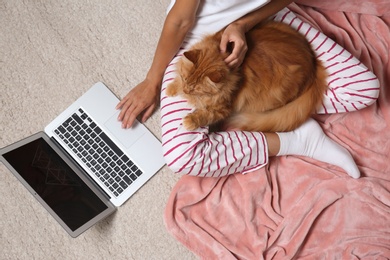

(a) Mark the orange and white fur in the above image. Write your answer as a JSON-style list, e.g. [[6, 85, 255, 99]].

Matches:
[[166, 21, 328, 132]]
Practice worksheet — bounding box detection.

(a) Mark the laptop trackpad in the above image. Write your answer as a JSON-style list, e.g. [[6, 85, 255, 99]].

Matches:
[[104, 111, 145, 149]]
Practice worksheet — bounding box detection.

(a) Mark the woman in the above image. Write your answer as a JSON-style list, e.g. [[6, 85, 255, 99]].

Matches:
[[116, 0, 379, 178]]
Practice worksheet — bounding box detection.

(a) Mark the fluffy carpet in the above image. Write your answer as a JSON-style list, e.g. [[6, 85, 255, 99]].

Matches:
[[0, 0, 195, 259]]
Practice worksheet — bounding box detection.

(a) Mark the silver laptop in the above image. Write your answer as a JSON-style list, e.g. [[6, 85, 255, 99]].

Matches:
[[0, 82, 165, 237]]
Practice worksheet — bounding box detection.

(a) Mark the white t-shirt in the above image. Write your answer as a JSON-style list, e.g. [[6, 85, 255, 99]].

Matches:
[[167, 0, 269, 41]]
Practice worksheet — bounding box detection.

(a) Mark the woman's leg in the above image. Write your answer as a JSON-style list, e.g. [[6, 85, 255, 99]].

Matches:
[[161, 48, 360, 178], [274, 8, 380, 114], [269, 8, 368, 177]]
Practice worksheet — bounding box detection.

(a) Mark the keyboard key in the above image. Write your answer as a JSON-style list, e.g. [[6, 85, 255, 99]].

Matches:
[[100, 132, 124, 157], [127, 161, 134, 168], [122, 155, 129, 162], [123, 176, 132, 185], [72, 114, 83, 124], [130, 173, 137, 181], [58, 126, 66, 133], [135, 169, 143, 177], [94, 126, 102, 134], [131, 165, 138, 172], [64, 118, 72, 126], [119, 181, 128, 190]]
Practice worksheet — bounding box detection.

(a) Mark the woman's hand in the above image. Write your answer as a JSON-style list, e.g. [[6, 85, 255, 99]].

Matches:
[[115, 1, 199, 129], [116, 78, 160, 128], [220, 23, 248, 69]]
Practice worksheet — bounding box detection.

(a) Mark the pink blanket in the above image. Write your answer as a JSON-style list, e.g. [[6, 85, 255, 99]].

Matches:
[[164, 1, 390, 259]]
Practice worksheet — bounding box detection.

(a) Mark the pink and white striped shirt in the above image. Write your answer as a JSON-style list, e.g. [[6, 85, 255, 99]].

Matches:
[[160, 7, 380, 177]]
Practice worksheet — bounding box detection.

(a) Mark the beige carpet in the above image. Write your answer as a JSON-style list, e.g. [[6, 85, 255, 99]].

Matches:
[[0, 0, 195, 259]]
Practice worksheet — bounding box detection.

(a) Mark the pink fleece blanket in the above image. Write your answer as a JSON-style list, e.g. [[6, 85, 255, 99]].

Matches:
[[164, 1, 390, 259]]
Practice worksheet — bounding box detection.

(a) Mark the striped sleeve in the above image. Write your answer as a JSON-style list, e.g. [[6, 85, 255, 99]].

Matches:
[[274, 8, 380, 114], [160, 53, 269, 177]]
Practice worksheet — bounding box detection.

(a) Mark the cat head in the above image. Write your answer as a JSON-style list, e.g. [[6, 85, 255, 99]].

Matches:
[[177, 48, 235, 96]]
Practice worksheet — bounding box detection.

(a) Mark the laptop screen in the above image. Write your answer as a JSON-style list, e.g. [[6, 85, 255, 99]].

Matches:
[[2, 137, 108, 231]]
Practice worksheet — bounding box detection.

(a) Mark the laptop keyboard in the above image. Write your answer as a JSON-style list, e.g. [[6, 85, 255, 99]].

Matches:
[[53, 108, 143, 198]]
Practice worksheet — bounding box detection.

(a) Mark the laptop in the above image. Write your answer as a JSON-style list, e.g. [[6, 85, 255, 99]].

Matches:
[[0, 82, 166, 237]]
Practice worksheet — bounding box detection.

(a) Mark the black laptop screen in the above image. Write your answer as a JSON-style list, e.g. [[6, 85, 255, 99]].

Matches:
[[2, 137, 108, 231]]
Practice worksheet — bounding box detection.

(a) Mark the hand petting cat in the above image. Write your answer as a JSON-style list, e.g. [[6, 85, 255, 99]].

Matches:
[[220, 23, 248, 69], [117, 22, 249, 129]]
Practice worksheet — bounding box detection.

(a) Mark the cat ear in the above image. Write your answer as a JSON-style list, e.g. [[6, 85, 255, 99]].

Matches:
[[183, 50, 201, 64], [208, 70, 224, 83]]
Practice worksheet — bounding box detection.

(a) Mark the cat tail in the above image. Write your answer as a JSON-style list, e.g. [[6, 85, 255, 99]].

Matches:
[[226, 62, 328, 132]]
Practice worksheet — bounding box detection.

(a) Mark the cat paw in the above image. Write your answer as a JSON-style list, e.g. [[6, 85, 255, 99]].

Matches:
[[183, 114, 200, 130], [166, 83, 178, 97]]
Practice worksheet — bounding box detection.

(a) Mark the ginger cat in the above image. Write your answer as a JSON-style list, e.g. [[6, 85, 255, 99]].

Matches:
[[166, 21, 328, 132]]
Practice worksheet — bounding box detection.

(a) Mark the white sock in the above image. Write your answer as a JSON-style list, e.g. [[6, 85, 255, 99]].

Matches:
[[276, 118, 360, 178]]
